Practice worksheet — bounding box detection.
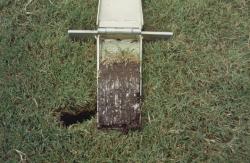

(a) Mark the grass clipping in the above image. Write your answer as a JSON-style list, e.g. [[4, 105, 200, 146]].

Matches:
[[101, 50, 140, 66]]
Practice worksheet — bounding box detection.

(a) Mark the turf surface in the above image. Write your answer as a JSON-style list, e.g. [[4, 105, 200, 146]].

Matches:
[[1, 0, 250, 162]]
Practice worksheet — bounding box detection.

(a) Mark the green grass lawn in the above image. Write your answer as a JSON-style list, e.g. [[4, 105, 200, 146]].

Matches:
[[1, 0, 250, 162]]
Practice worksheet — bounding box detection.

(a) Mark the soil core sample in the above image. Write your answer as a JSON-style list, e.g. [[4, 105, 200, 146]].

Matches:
[[97, 55, 141, 131]]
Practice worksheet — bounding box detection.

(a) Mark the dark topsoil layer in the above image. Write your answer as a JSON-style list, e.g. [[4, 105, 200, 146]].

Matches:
[[98, 61, 141, 131]]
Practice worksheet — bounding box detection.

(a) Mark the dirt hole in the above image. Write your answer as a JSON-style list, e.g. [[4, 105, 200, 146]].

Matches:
[[60, 110, 96, 127], [54, 103, 96, 127]]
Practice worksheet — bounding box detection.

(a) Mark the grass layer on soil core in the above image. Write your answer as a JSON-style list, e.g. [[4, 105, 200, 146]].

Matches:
[[1, 0, 250, 162]]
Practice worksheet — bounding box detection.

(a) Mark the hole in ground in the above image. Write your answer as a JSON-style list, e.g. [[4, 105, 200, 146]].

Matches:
[[60, 110, 96, 127], [54, 103, 96, 127]]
